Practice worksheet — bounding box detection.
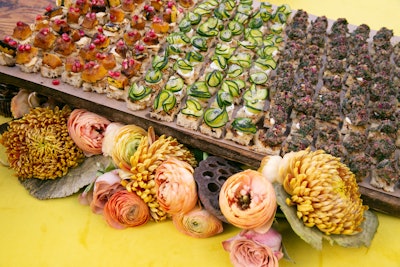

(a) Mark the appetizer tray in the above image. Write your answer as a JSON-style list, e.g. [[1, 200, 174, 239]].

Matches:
[[0, 0, 399, 217]]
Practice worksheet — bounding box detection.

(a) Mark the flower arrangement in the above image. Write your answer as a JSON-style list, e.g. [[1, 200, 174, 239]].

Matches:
[[0, 104, 379, 267]]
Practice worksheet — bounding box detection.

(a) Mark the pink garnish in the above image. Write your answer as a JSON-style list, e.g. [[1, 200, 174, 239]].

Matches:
[[16, 21, 25, 27], [96, 52, 106, 59], [86, 12, 96, 20], [89, 43, 96, 50], [39, 28, 50, 35], [132, 15, 139, 21], [134, 44, 145, 52], [116, 39, 125, 47], [72, 61, 83, 72], [61, 33, 71, 42], [45, 5, 53, 12], [36, 15, 43, 21], [52, 79, 60, 85], [153, 16, 162, 23], [167, 1, 175, 8], [98, 27, 103, 33], [79, 30, 85, 37], [108, 70, 121, 78], [84, 61, 97, 69]]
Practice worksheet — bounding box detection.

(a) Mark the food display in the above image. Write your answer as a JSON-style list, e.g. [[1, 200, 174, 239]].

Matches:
[[0, 0, 399, 216]]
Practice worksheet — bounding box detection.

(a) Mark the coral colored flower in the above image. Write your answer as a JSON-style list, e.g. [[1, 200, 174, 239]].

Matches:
[[219, 169, 277, 233], [172, 205, 223, 238], [90, 169, 125, 214], [67, 109, 111, 157], [222, 228, 283, 267], [155, 157, 197, 214], [103, 190, 150, 229]]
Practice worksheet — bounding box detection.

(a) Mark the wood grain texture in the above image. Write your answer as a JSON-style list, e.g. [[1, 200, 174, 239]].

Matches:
[[0, 0, 53, 38]]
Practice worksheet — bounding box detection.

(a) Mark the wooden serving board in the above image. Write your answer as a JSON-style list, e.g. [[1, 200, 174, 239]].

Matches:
[[0, 0, 399, 217]]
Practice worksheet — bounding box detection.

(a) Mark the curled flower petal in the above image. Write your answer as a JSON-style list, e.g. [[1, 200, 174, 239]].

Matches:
[[219, 169, 277, 233], [172, 205, 223, 238], [101, 122, 125, 157], [67, 109, 111, 157], [155, 157, 197, 214], [103, 190, 150, 229], [111, 124, 147, 171], [90, 169, 125, 214], [222, 228, 283, 267]]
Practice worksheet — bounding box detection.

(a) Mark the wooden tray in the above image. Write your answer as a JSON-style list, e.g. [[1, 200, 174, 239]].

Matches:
[[1, 65, 400, 217]]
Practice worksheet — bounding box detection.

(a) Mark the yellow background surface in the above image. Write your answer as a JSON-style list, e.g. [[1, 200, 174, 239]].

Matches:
[[1, 0, 400, 266]]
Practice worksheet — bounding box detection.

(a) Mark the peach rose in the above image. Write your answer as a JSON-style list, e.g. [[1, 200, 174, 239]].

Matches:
[[219, 169, 277, 233], [222, 228, 283, 267], [67, 109, 111, 156], [90, 169, 125, 214], [172, 205, 224, 238], [155, 157, 197, 215], [103, 190, 150, 229]]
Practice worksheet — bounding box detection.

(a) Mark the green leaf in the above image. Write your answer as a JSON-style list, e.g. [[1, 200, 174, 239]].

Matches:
[[273, 183, 379, 250]]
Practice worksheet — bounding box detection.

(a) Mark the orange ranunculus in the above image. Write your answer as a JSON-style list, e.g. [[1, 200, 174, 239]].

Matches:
[[67, 109, 111, 156], [154, 157, 197, 215], [219, 169, 277, 233], [222, 228, 283, 267], [90, 169, 125, 214], [103, 190, 150, 229], [172, 205, 224, 238]]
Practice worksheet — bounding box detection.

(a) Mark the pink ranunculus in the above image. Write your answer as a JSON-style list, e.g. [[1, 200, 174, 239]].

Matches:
[[67, 108, 111, 157], [90, 169, 125, 214], [222, 228, 283, 267]]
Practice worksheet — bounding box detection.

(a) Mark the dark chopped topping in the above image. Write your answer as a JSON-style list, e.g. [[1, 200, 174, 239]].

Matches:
[[369, 97, 397, 120], [259, 124, 287, 147], [292, 114, 315, 137], [368, 136, 396, 161], [343, 153, 372, 182], [293, 95, 315, 115], [282, 134, 312, 154], [342, 131, 367, 153]]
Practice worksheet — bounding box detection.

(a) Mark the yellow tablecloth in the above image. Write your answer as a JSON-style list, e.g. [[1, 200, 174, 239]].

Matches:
[[1, 1, 400, 266]]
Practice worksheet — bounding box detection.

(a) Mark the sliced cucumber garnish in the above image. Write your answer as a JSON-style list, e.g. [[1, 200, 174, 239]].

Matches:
[[145, 69, 163, 84], [203, 107, 229, 128], [181, 98, 204, 117], [128, 83, 152, 101], [232, 117, 257, 133], [187, 81, 211, 99], [165, 76, 184, 92], [206, 69, 224, 87], [153, 90, 177, 113], [249, 72, 268, 85]]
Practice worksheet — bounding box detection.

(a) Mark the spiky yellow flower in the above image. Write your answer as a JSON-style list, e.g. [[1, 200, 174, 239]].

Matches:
[[0, 106, 85, 180], [279, 149, 367, 235], [122, 127, 197, 221]]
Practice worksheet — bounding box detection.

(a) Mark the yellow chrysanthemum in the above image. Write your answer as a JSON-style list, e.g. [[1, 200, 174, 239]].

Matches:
[[0, 106, 85, 180], [279, 149, 367, 235]]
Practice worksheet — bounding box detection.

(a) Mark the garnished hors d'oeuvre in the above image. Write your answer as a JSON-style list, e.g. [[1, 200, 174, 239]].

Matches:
[[121, 57, 143, 78], [0, 36, 18, 66], [40, 52, 64, 78], [235, 84, 268, 124], [225, 117, 257, 146], [200, 106, 229, 138], [15, 44, 41, 73], [81, 60, 108, 92], [254, 123, 287, 155], [54, 33, 77, 56], [106, 70, 129, 100], [176, 98, 204, 130], [150, 89, 180, 122], [12, 21, 33, 44], [62, 55, 85, 87], [33, 27, 57, 51], [126, 80, 153, 110]]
